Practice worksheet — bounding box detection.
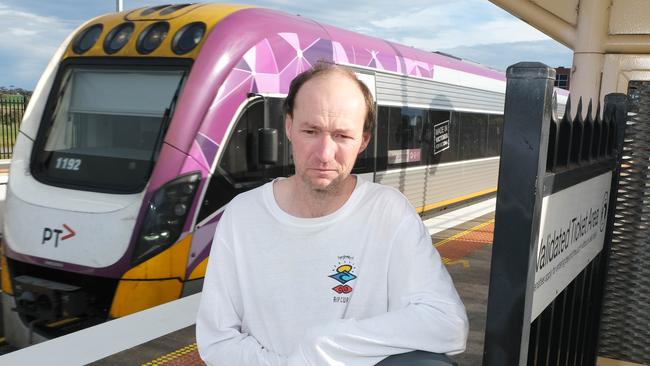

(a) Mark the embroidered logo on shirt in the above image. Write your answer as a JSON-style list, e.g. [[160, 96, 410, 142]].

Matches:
[[329, 265, 356, 284], [332, 284, 353, 294], [329, 257, 357, 297]]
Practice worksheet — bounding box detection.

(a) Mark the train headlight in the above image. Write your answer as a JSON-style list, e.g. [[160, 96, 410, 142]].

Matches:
[[72, 24, 103, 54], [173, 203, 187, 217], [172, 22, 206, 55], [137, 22, 169, 54], [104, 22, 134, 54], [132, 172, 201, 264]]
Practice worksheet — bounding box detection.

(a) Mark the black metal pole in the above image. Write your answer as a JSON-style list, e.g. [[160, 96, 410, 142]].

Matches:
[[483, 62, 555, 366]]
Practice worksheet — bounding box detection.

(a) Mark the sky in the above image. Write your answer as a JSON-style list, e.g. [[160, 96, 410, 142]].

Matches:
[[0, 0, 573, 90]]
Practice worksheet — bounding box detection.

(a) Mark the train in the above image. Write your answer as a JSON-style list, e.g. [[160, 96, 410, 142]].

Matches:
[[1, 3, 567, 346]]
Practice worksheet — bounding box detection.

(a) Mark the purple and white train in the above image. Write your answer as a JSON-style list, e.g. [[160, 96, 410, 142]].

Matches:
[[1, 3, 567, 346]]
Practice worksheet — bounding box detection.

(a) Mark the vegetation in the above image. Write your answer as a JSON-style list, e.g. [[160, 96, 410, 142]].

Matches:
[[0, 88, 30, 158], [1, 94, 25, 102], [0, 86, 32, 97]]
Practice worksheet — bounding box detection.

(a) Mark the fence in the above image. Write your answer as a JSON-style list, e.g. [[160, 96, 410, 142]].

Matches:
[[0, 95, 27, 159], [483, 62, 627, 365], [598, 80, 650, 364]]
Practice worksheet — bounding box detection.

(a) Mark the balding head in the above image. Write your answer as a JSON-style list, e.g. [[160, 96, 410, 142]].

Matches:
[[284, 63, 375, 135]]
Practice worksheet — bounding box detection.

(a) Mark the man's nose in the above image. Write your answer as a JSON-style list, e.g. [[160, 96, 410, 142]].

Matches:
[[315, 134, 336, 162]]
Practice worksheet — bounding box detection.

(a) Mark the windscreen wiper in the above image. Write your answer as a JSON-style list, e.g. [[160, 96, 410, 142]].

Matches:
[[151, 71, 187, 163]]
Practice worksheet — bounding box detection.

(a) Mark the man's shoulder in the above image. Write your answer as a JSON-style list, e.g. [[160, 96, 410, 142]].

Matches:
[[225, 182, 269, 213], [363, 180, 410, 204], [360, 180, 416, 215]]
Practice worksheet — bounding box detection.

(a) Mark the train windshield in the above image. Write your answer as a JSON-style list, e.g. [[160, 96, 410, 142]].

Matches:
[[33, 66, 186, 193]]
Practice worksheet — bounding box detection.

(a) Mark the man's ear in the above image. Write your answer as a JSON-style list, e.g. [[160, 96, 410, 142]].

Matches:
[[358, 131, 371, 154], [285, 114, 293, 142]]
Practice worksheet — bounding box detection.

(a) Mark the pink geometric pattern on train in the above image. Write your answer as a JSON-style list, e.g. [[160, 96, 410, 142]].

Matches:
[[182, 7, 505, 277], [190, 32, 440, 168]]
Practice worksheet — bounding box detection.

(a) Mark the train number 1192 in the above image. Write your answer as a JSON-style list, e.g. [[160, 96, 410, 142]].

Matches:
[[55, 157, 81, 171]]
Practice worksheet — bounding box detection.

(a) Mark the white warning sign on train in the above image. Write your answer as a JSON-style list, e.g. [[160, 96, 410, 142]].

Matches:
[[433, 120, 450, 154], [531, 171, 612, 321]]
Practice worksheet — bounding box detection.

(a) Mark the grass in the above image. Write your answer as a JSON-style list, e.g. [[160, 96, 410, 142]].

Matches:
[[0, 94, 25, 103]]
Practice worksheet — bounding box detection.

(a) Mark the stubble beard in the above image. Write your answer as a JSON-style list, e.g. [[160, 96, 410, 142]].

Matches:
[[299, 169, 349, 199]]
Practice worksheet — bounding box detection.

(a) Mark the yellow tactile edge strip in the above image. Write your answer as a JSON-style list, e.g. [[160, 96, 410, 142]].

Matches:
[[416, 188, 497, 214], [141, 342, 198, 366], [434, 219, 495, 248], [597, 357, 649, 366]]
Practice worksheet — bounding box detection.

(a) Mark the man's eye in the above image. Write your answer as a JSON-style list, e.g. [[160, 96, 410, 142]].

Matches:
[[303, 130, 315, 135]]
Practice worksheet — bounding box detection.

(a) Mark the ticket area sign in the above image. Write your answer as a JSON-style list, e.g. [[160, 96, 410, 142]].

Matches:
[[531, 171, 612, 320]]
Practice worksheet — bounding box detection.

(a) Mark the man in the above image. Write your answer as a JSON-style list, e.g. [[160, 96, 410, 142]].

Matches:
[[196, 63, 468, 366]]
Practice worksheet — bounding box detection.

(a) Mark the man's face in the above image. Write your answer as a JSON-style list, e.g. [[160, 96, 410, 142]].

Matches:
[[285, 72, 370, 194]]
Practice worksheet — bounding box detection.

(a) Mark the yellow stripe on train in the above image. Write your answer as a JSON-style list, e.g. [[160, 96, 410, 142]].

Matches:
[[110, 235, 192, 318], [416, 187, 497, 214]]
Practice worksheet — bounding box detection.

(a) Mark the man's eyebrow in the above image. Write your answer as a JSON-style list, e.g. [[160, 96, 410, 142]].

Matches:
[[299, 122, 355, 134], [333, 127, 355, 135], [301, 122, 323, 130]]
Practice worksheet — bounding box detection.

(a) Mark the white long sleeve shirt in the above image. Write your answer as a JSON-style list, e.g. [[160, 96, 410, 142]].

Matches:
[[196, 176, 468, 366]]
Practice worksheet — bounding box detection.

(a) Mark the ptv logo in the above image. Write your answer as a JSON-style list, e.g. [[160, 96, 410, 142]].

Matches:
[[42, 224, 76, 248]]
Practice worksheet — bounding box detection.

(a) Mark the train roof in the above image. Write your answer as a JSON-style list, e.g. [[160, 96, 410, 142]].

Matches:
[[63, 3, 518, 85]]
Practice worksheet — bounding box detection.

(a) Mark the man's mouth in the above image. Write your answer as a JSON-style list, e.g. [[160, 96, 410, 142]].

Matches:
[[311, 168, 336, 172]]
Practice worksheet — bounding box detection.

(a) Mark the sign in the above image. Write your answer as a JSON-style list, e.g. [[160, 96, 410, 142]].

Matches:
[[42, 224, 76, 248], [387, 149, 421, 164], [531, 171, 612, 320], [433, 120, 450, 154]]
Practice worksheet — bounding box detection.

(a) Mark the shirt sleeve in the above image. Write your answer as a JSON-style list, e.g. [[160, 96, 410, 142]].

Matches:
[[288, 212, 469, 366], [196, 213, 288, 366]]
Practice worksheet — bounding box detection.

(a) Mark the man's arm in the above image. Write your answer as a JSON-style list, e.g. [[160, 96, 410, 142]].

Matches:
[[289, 214, 469, 366], [196, 235, 288, 366]]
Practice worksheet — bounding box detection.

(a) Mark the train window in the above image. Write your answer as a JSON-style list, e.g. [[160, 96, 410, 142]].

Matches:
[[387, 107, 425, 166], [351, 136, 373, 174], [459, 112, 488, 160], [374, 106, 390, 171], [197, 98, 287, 222], [487, 114, 503, 156], [219, 101, 266, 183], [351, 104, 376, 175], [32, 65, 187, 193]]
